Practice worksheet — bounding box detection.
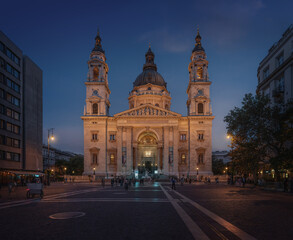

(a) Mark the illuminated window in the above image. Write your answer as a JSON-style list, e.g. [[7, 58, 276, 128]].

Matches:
[[181, 153, 186, 164], [197, 67, 203, 79], [92, 103, 98, 114], [110, 154, 115, 164], [198, 103, 204, 114], [93, 67, 99, 79]]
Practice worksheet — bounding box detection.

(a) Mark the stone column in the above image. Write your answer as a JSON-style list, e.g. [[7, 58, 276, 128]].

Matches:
[[163, 126, 169, 175], [173, 126, 179, 177], [116, 127, 122, 176]]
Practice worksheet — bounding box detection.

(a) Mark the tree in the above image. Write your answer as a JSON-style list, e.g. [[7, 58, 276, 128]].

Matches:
[[265, 101, 293, 180], [67, 155, 84, 175], [212, 157, 225, 175], [225, 93, 293, 182]]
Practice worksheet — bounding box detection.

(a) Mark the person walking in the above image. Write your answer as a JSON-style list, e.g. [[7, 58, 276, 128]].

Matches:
[[101, 178, 105, 188], [284, 178, 288, 192], [171, 177, 176, 190], [180, 177, 184, 186]]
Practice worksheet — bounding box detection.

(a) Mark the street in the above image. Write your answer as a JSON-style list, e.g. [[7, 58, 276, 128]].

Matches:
[[0, 182, 292, 240]]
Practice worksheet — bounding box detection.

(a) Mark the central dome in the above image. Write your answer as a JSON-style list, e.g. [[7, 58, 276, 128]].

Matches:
[[133, 47, 167, 88], [133, 69, 166, 87]]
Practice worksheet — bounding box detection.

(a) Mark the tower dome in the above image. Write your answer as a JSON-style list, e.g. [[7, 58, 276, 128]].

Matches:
[[133, 47, 167, 88]]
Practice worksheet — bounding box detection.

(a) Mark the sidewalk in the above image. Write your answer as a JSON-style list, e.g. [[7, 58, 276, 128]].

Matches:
[[0, 182, 103, 203]]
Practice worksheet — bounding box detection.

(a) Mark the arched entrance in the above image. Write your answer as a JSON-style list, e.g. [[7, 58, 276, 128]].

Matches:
[[136, 132, 158, 178]]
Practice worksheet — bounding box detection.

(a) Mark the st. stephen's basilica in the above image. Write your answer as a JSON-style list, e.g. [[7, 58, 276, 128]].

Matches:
[[82, 29, 214, 178]]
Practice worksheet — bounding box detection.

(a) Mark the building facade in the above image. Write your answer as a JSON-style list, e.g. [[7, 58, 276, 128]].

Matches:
[[257, 24, 293, 105], [212, 151, 231, 164], [42, 145, 78, 170], [0, 31, 42, 183], [82, 30, 214, 178]]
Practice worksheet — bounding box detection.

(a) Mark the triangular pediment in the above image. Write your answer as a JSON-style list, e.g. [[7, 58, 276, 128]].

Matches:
[[114, 104, 181, 117]]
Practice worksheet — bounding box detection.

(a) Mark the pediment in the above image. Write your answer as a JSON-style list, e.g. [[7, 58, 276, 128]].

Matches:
[[114, 104, 181, 117]]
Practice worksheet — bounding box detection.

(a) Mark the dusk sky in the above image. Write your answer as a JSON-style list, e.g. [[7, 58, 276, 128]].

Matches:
[[1, 0, 292, 154]]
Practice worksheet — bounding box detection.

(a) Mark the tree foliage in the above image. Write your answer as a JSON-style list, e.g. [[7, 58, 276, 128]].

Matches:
[[212, 157, 225, 175], [224, 93, 293, 181], [55, 155, 84, 175]]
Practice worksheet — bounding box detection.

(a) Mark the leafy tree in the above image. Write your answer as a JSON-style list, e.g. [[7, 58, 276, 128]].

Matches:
[[224, 93, 270, 183], [212, 157, 225, 175], [67, 155, 84, 175], [265, 101, 293, 180], [224, 94, 293, 182]]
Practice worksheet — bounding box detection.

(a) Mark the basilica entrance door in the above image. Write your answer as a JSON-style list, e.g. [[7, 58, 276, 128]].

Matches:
[[137, 132, 158, 177]]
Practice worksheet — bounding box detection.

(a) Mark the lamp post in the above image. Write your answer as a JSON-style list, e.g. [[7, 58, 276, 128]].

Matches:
[[196, 167, 199, 181], [227, 135, 234, 184], [47, 128, 55, 186]]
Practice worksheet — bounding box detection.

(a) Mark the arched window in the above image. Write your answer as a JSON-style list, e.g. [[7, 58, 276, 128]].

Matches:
[[92, 103, 98, 114], [93, 153, 98, 164], [155, 104, 159, 107], [198, 153, 204, 164], [93, 67, 99, 80], [198, 103, 203, 114], [181, 153, 186, 164], [197, 67, 203, 79], [165, 104, 169, 110]]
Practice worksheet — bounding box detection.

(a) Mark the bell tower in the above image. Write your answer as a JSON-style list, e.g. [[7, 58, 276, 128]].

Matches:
[[84, 30, 110, 116], [186, 29, 212, 116]]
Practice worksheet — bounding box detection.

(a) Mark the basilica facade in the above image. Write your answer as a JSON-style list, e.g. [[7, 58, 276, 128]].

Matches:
[[82, 30, 214, 178]]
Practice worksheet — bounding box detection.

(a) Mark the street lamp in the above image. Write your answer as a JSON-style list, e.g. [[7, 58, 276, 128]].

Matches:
[[93, 167, 96, 175], [196, 167, 199, 180], [47, 128, 55, 186]]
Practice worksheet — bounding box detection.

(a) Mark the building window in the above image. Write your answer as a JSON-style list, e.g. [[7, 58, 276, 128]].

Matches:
[[6, 93, 20, 106], [197, 66, 203, 79], [92, 133, 98, 141], [6, 64, 20, 79], [6, 122, 20, 134], [0, 57, 4, 68], [198, 133, 204, 140], [110, 153, 116, 165], [0, 73, 4, 83], [276, 53, 284, 67], [110, 134, 116, 141], [0, 42, 4, 52], [198, 153, 204, 164], [198, 103, 204, 114], [165, 104, 169, 110], [93, 67, 99, 79], [0, 150, 4, 160], [7, 79, 20, 93], [92, 153, 98, 164], [92, 103, 98, 114], [181, 153, 186, 164], [0, 88, 4, 99], [180, 134, 187, 141], [0, 104, 4, 114], [6, 48, 20, 65], [263, 67, 269, 80]]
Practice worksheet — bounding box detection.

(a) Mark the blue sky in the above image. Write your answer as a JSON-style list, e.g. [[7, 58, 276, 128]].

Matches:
[[1, 0, 292, 154]]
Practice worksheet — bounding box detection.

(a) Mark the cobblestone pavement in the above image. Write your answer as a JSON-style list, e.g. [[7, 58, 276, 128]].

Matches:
[[0, 182, 292, 240]]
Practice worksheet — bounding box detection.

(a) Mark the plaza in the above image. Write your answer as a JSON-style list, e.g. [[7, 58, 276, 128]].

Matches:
[[0, 181, 292, 240]]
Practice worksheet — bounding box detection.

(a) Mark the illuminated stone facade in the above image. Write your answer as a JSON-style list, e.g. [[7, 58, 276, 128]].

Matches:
[[82, 30, 214, 178]]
